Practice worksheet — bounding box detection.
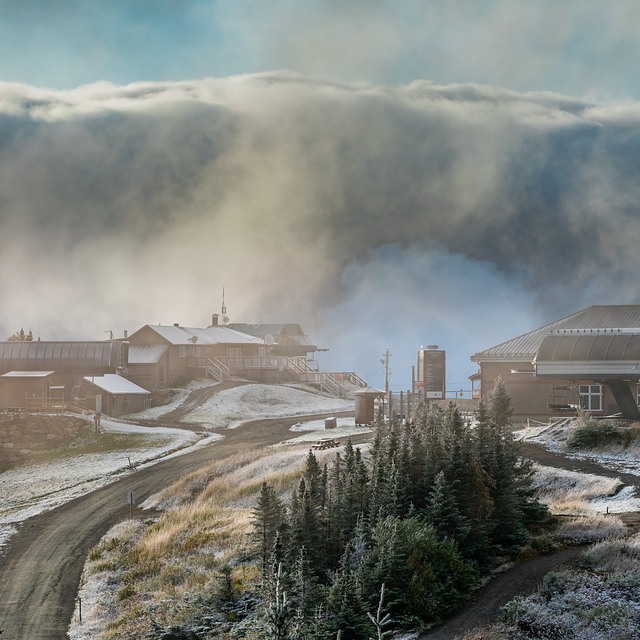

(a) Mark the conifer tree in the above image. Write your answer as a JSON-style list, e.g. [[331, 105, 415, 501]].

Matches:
[[482, 377, 532, 553], [427, 470, 470, 545], [253, 481, 287, 578]]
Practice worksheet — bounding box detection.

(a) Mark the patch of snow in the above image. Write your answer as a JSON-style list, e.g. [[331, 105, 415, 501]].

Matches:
[[589, 485, 640, 514], [181, 383, 353, 429], [284, 416, 372, 444], [123, 378, 219, 420], [0, 416, 205, 553], [533, 464, 640, 514], [516, 418, 640, 478], [68, 520, 143, 640], [1, 384, 355, 555]]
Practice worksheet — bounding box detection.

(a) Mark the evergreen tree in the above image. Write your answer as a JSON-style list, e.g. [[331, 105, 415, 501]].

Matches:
[[264, 563, 295, 640], [482, 377, 538, 554], [427, 470, 470, 545], [326, 568, 370, 640], [253, 481, 287, 578], [7, 328, 34, 342], [358, 517, 476, 626], [302, 449, 324, 508]]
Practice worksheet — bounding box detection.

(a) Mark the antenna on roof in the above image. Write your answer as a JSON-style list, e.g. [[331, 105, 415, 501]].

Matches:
[[221, 287, 230, 324]]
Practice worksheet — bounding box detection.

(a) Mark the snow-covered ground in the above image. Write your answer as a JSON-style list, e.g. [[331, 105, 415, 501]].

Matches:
[[515, 418, 640, 477], [180, 383, 353, 428], [0, 383, 359, 554], [516, 417, 640, 513], [0, 417, 208, 550]]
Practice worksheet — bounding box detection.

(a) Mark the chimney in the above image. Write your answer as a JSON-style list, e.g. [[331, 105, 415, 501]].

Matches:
[[124, 330, 128, 339], [212, 314, 219, 326]]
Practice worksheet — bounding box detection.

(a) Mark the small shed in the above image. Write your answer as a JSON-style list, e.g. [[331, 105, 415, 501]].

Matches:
[[0, 371, 57, 410], [355, 387, 386, 425], [81, 374, 151, 417]]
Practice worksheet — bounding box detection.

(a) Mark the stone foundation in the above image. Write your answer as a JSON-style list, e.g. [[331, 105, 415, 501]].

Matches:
[[0, 412, 90, 470]]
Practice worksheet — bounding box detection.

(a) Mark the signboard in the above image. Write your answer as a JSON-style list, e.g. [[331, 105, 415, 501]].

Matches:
[[95, 394, 102, 414], [424, 349, 446, 399]]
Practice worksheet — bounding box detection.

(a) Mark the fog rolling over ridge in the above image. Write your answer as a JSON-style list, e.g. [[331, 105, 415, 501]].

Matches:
[[1, 74, 639, 388]]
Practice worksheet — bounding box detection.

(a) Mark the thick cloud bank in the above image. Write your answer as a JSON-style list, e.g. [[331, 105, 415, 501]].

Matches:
[[1, 74, 639, 387]]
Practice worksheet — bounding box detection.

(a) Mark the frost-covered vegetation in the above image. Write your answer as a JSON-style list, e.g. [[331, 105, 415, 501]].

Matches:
[[73, 380, 554, 639], [461, 534, 640, 640], [567, 410, 640, 451]]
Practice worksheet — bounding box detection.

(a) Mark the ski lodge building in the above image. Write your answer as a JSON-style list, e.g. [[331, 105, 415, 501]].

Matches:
[[470, 305, 640, 420]]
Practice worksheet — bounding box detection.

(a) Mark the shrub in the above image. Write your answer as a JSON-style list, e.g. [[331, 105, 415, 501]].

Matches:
[[567, 420, 625, 450]]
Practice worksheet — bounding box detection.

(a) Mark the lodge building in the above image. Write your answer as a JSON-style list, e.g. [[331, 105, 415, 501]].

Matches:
[[471, 305, 640, 420]]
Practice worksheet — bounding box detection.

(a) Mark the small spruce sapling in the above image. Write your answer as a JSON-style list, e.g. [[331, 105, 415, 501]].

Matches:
[[367, 583, 393, 639]]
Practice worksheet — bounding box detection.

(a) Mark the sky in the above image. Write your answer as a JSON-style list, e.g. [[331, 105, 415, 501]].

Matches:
[[1, 1, 640, 393]]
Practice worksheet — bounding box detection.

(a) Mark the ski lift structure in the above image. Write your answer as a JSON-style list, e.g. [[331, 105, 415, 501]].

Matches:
[[547, 382, 578, 414]]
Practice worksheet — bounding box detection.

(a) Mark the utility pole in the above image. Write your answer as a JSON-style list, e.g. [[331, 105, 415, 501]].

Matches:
[[381, 349, 391, 393]]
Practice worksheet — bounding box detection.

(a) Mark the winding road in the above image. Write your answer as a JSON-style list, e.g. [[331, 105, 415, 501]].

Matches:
[[0, 413, 343, 639], [1, 417, 639, 639]]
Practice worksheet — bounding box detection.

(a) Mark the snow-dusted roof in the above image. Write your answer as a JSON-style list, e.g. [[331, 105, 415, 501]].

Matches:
[[2, 371, 55, 378], [128, 344, 168, 364], [471, 305, 640, 362], [143, 325, 261, 346], [84, 374, 150, 395], [227, 323, 318, 350]]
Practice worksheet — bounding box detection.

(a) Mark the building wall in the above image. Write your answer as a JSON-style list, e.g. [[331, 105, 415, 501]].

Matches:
[[127, 326, 264, 388], [76, 380, 150, 417], [0, 378, 51, 409], [106, 393, 149, 417], [478, 360, 618, 419]]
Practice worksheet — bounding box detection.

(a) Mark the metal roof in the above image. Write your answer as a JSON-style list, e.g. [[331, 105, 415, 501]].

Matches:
[[534, 332, 640, 379], [128, 344, 168, 364], [471, 305, 640, 361], [227, 323, 318, 350], [537, 332, 640, 363], [0, 341, 126, 374], [84, 374, 150, 395], [143, 325, 261, 346]]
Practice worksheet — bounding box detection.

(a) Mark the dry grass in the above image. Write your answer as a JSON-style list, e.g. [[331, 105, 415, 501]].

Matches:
[[554, 514, 626, 544], [83, 443, 324, 638], [533, 464, 623, 516], [582, 532, 640, 572]]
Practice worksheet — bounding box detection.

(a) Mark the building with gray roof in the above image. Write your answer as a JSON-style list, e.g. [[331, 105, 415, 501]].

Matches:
[[470, 305, 640, 419]]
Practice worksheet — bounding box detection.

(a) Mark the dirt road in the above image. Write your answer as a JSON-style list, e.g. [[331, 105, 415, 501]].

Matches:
[[0, 412, 350, 640]]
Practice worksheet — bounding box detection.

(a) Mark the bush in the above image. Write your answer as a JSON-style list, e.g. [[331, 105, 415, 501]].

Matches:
[[567, 420, 625, 449]]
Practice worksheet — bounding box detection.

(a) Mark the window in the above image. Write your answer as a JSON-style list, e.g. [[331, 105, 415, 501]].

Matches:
[[228, 347, 241, 357], [178, 346, 186, 358], [579, 384, 602, 411]]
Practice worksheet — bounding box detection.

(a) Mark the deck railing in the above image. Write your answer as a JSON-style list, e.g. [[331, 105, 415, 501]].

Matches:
[[193, 355, 352, 397]]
